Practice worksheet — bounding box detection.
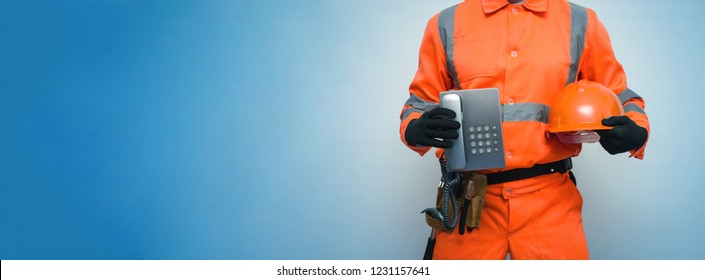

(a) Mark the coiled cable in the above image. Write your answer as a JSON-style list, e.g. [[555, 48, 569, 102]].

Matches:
[[439, 155, 461, 231]]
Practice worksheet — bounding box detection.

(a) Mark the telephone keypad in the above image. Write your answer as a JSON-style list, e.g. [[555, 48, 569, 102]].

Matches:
[[468, 125, 501, 156]]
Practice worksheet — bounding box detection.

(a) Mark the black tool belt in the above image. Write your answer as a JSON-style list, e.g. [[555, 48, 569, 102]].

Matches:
[[485, 158, 572, 185]]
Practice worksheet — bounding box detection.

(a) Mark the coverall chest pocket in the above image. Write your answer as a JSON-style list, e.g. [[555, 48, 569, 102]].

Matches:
[[454, 36, 500, 84]]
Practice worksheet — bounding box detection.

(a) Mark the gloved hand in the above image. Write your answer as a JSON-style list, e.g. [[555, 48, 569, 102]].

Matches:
[[405, 107, 460, 149], [596, 116, 648, 155]]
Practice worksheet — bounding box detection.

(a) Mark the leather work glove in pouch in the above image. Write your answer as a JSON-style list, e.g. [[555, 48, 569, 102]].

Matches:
[[596, 116, 648, 154]]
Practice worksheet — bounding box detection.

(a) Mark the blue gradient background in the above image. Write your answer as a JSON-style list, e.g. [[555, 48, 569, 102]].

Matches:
[[1, 0, 703, 259]]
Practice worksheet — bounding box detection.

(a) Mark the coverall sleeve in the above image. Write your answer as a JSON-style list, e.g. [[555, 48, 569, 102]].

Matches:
[[579, 9, 650, 159], [400, 14, 454, 156]]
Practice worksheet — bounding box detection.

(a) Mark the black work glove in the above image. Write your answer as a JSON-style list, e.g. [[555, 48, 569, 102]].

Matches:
[[596, 116, 648, 155], [405, 107, 460, 149]]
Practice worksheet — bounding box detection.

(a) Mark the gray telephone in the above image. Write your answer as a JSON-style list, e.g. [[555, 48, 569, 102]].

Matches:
[[440, 88, 506, 171]]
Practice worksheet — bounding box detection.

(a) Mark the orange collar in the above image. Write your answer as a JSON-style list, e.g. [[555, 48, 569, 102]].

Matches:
[[480, 0, 548, 14]]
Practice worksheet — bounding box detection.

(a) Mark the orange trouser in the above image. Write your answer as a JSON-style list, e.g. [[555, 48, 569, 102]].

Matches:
[[432, 172, 590, 260]]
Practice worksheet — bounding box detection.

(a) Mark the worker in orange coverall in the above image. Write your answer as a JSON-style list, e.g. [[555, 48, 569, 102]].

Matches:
[[400, 0, 650, 259]]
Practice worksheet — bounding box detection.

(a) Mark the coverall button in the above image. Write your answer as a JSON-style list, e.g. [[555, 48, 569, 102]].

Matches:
[[506, 151, 513, 158], [512, 7, 519, 14], [506, 188, 513, 194], [511, 50, 519, 57], [507, 98, 515, 104]]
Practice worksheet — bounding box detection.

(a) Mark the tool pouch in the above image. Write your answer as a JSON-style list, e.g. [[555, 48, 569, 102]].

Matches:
[[423, 179, 463, 233], [424, 173, 488, 233], [422, 182, 454, 232], [463, 173, 488, 229]]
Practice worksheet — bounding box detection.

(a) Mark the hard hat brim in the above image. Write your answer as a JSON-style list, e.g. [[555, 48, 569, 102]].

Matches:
[[547, 122, 612, 133]]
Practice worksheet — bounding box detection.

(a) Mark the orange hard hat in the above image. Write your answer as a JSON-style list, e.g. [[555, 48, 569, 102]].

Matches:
[[548, 80, 624, 143], [548, 80, 624, 133]]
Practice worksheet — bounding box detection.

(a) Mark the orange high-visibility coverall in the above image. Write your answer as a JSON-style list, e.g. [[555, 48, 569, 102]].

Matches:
[[400, 0, 650, 259]]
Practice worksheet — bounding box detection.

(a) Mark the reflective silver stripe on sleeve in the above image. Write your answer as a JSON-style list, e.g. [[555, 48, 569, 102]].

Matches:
[[623, 103, 646, 115], [400, 94, 439, 120], [502, 103, 550, 123], [566, 3, 588, 85], [617, 88, 643, 105], [438, 5, 460, 89]]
